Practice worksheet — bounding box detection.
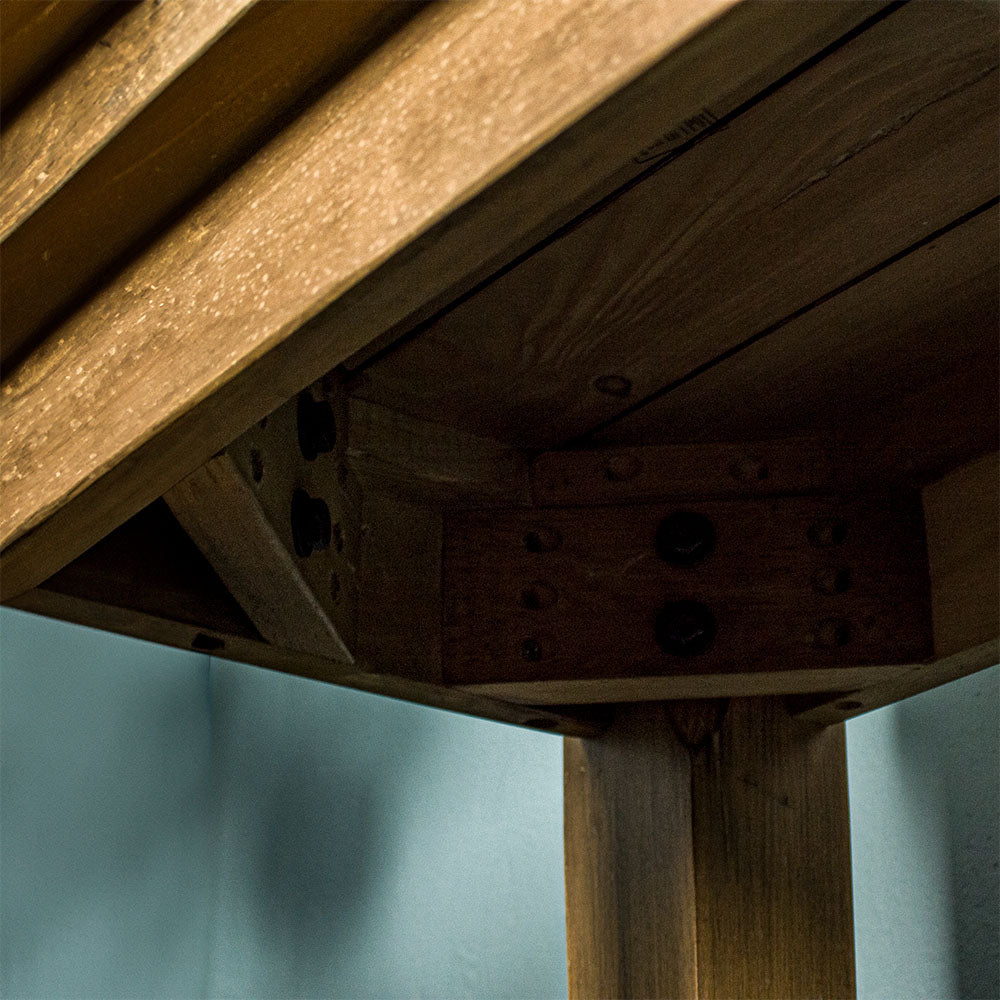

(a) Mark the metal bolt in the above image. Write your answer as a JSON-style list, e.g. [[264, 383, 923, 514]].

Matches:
[[290, 488, 331, 557], [524, 525, 562, 553], [296, 390, 337, 461], [655, 511, 716, 567], [812, 566, 852, 595], [519, 582, 558, 610], [654, 600, 716, 657], [808, 518, 848, 548]]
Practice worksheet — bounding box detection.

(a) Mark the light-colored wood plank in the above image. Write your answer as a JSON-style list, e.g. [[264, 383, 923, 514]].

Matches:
[[792, 452, 1000, 722], [598, 203, 998, 452], [564, 698, 855, 999], [0, 0, 108, 110], [564, 703, 698, 1000], [444, 494, 932, 695], [165, 453, 354, 663], [0, 0, 888, 600], [691, 698, 855, 999], [1, 0, 402, 363], [354, 1, 998, 447]]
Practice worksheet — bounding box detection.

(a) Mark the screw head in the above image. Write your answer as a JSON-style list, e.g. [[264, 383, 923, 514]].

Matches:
[[524, 525, 562, 553], [808, 518, 848, 548], [654, 600, 716, 657], [520, 638, 543, 661], [655, 511, 716, 567]]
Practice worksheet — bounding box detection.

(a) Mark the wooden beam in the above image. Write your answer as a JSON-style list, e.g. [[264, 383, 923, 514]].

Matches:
[[793, 452, 999, 723], [1, 0, 405, 365], [444, 491, 932, 702], [9, 502, 603, 738], [564, 698, 855, 998], [352, 0, 997, 448], [1, 0, 890, 600]]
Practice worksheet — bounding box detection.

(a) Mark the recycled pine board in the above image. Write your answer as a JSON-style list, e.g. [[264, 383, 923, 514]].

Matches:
[[353, 0, 999, 447], [0, 0, 890, 600], [598, 202, 999, 448], [564, 699, 855, 999], [0, 0, 110, 110], [1, 0, 401, 364]]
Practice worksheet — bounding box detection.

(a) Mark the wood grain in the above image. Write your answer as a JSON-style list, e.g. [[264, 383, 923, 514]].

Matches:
[[599, 203, 998, 451], [1, 0, 402, 364], [564, 703, 698, 1000], [355, 1, 998, 447], [0, 0, 110, 110], [444, 494, 932, 694], [564, 699, 855, 999], [691, 698, 855, 999], [0, 0, 887, 600]]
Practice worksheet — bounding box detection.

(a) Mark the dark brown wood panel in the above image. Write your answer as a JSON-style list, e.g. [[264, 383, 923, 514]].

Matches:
[[444, 493, 932, 699], [354, 1, 998, 448]]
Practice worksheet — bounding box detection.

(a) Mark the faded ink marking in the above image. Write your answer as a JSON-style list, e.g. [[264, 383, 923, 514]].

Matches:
[[634, 108, 719, 165]]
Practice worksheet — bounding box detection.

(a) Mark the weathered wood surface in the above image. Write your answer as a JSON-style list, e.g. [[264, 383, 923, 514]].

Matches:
[[444, 493, 931, 701], [794, 452, 1000, 723], [9, 502, 603, 737], [1, 0, 402, 365], [354, 1, 998, 448], [0, 0, 889, 601], [565, 698, 855, 999], [0, 0, 110, 110]]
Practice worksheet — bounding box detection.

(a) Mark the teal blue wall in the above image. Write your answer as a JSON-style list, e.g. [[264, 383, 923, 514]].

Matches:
[[2, 606, 997, 998]]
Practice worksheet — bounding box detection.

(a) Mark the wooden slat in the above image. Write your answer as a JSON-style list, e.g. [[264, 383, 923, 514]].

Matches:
[[793, 452, 999, 723], [564, 703, 698, 1000], [0, 0, 890, 601], [564, 698, 855, 999], [9, 503, 603, 737], [444, 492, 932, 701], [353, 1, 998, 447], [531, 437, 851, 507], [0, 0, 403, 365], [0, 0, 110, 110], [597, 202, 999, 451]]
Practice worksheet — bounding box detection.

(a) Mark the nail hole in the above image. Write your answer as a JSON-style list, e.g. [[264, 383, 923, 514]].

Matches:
[[808, 519, 848, 548], [192, 633, 225, 651], [729, 455, 769, 482], [812, 566, 852, 595], [524, 525, 562, 553], [604, 454, 643, 483], [811, 618, 852, 649], [250, 448, 264, 484], [519, 582, 558, 610], [520, 638, 543, 661], [297, 391, 337, 461], [593, 374, 632, 398], [836, 700, 863, 711]]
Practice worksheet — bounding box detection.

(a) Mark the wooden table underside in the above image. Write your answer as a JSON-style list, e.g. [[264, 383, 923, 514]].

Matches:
[[2, 2, 997, 996]]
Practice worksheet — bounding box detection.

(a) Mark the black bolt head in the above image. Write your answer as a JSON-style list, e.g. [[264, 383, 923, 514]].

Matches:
[[520, 638, 543, 661], [291, 488, 331, 557], [654, 600, 716, 657], [655, 511, 716, 567]]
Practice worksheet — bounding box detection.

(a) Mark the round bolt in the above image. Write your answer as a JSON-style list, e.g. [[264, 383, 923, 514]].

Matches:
[[604, 454, 644, 483], [519, 581, 558, 610], [524, 525, 562, 553], [812, 566, 852, 595], [808, 518, 848, 548], [296, 390, 337, 461], [655, 511, 716, 567], [654, 600, 717, 657], [520, 638, 543, 661], [291, 488, 331, 557], [811, 617, 852, 649], [593, 374, 632, 398]]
